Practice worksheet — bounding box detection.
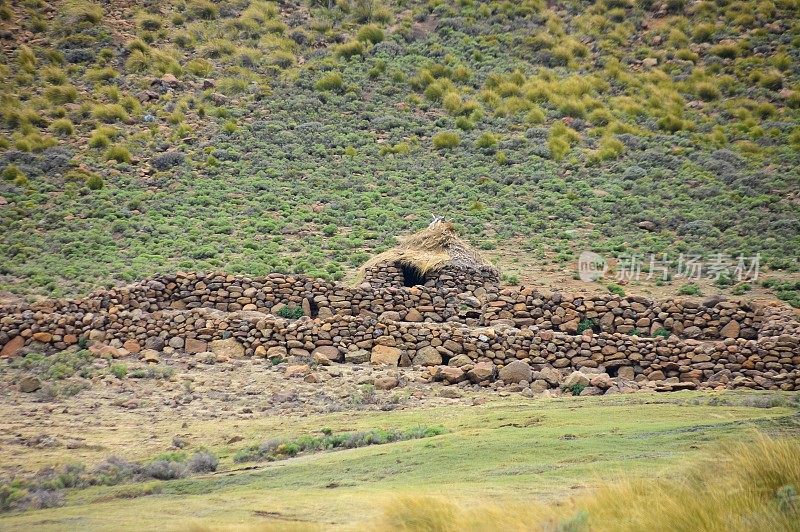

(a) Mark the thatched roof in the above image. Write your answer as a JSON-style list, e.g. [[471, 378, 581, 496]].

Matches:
[[361, 220, 498, 276]]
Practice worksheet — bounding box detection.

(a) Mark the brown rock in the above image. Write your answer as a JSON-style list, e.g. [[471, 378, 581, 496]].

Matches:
[[498, 360, 532, 383], [210, 338, 245, 358], [313, 346, 342, 363], [285, 364, 311, 377], [185, 338, 207, 354], [720, 320, 740, 338], [64, 334, 78, 345], [0, 336, 24, 358], [467, 361, 496, 382], [404, 308, 423, 322], [371, 345, 401, 366], [437, 366, 466, 384], [32, 332, 53, 343], [375, 376, 399, 390], [141, 349, 160, 363], [617, 366, 635, 380], [412, 346, 442, 366], [123, 339, 142, 354], [19, 376, 40, 393]]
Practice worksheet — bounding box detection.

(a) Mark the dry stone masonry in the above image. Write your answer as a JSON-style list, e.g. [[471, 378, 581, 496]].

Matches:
[[1, 270, 799, 392]]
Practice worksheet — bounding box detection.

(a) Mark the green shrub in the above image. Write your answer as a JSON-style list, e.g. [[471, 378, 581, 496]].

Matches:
[[186, 0, 218, 20], [577, 319, 598, 334], [86, 173, 104, 190], [110, 364, 127, 379], [93, 104, 129, 123], [695, 82, 720, 101], [105, 145, 132, 163], [709, 43, 738, 58], [432, 131, 460, 149], [50, 118, 74, 136], [44, 85, 78, 104], [357, 24, 384, 44], [653, 327, 670, 338], [315, 72, 343, 92], [607, 283, 625, 296], [336, 40, 365, 59], [678, 283, 701, 296], [475, 132, 498, 149], [277, 305, 304, 319], [2, 164, 24, 181]]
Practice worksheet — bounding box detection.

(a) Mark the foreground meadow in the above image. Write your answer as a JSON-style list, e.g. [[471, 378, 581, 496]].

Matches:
[[0, 390, 798, 530]]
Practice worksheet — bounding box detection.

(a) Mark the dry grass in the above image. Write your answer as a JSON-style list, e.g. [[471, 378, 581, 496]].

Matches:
[[359, 220, 498, 276], [373, 433, 800, 531]]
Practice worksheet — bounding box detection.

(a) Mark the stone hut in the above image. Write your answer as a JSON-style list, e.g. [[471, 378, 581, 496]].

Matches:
[[360, 220, 500, 291]]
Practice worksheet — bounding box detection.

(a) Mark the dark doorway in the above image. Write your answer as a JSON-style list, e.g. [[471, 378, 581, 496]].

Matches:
[[400, 263, 426, 287]]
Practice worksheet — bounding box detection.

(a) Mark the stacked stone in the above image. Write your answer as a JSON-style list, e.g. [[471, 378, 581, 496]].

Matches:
[[1, 271, 798, 391]]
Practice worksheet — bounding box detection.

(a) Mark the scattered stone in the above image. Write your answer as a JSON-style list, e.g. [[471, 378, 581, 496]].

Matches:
[[141, 349, 160, 363], [413, 346, 442, 366], [374, 376, 399, 390], [19, 376, 40, 393], [345, 349, 370, 364], [498, 360, 531, 384], [562, 371, 590, 388], [371, 345, 401, 366], [210, 338, 245, 358], [0, 336, 24, 358]]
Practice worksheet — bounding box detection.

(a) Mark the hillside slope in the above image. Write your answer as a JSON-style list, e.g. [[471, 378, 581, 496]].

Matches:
[[0, 0, 798, 299]]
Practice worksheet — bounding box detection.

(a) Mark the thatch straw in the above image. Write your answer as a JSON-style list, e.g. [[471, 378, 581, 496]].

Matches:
[[360, 220, 498, 276]]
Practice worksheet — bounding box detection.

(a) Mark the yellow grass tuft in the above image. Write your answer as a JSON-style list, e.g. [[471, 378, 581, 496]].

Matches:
[[373, 434, 800, 531]]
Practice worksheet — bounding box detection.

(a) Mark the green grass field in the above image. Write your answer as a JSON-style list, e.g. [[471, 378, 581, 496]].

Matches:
[[1, 391, 797, 530]]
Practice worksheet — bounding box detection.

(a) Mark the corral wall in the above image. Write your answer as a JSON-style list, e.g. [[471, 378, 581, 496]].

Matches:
[[1, 272, 798, 391]]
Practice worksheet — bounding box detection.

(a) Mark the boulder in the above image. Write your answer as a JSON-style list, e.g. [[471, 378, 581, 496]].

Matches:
[[345, 349, 370, 364], [266, 346, 287, 361], [467, 361, 496, 383], [617, 366, 635, 380], [285, 364, 310, 377], [562, 371, 590, 388], [313, 346, 341, 364], [539, 366, 561, 386], [448, 354, 472, 367], [720, 320, 740, 338], [498, 360, 532, 384], [168, 337, 184, 349], [374, 376, 399, 390], [371, 345, 401, 366], [144, 337, 166, 351], [141, 349, 160, 363], [0, 336, 25, 358], [19, 376, 40, 393], [123, 339, 142, 354], [436, 366, 466, 384], [210, 338, 245, 358], [32, 332, 52, 343], [412, 346, 442, 366], [185, 338, 207, 354], [404, 308, 423, 322]]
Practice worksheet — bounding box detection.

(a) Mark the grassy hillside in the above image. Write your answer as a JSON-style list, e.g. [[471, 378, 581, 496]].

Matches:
[[0, 0, 799, 299], [0, 392, 797, 529]]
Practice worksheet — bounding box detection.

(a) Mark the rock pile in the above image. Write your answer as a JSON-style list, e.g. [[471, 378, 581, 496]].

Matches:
[[1, 272, 798, 393]]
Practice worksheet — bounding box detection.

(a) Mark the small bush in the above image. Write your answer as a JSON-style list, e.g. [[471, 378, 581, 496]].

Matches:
[[357, 24, 384, 44], [696, 82, 720, 101], [276, 305, 304, 319], [678, 283, 701, 296], [50, 118, 74, 136], [186, 452, 218, 473], [432, 131, 460, 149], [105, 145, 132, 163], [151, 151, 185, 171], [93, 104, 129, 123], [110, 364, 127, 379], [607, 283, 625, 296], [475, 132, 498, 149], [336, 40, 365, 59], [315, 72, 343, 92]]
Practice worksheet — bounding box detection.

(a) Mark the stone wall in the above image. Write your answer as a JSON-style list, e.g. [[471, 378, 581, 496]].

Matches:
[[1, 272, 798, 391]]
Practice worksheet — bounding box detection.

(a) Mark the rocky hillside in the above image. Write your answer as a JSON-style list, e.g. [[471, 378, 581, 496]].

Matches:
[[0, 0, 798, 299]]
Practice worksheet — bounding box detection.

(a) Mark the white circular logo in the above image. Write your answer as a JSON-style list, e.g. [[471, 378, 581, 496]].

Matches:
[[578, 251, 607, 282]]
